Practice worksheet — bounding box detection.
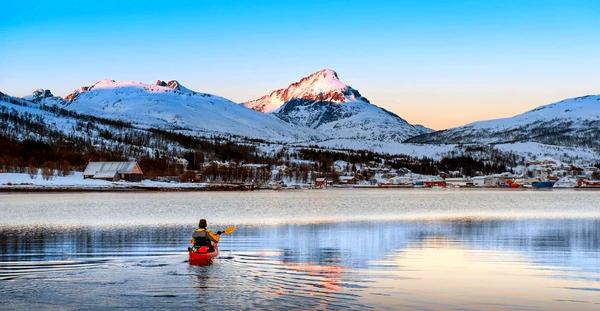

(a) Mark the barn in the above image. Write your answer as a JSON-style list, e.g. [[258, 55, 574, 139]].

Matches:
[[83, 161, 144, 182]]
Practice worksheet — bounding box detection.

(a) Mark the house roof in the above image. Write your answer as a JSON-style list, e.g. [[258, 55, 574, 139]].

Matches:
[[84, 161, 143, 176], [92, 171, 119, 179]]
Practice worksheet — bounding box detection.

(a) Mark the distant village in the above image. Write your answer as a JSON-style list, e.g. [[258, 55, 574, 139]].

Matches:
[[59, 158, 600, 190], [299, 158, 600, 189], [317, 159, 600, 189]]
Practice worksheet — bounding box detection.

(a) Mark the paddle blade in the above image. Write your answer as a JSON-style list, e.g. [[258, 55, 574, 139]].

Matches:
[[223, 225, 236, 235]]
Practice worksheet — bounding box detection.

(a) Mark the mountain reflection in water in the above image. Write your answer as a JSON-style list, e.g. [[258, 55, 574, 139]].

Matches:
[[1, 219, 600, 309]]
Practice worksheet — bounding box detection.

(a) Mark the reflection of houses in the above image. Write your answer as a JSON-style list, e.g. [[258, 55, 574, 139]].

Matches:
[[83, 161, 143, 182]]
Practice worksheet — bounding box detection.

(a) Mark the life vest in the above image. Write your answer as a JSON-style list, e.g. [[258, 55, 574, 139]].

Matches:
[[192, 228, 220, 246], [194, 228, 208, 238]]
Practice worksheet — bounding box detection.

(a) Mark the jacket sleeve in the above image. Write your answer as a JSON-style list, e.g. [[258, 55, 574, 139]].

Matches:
[[208, 230, 221, 243]]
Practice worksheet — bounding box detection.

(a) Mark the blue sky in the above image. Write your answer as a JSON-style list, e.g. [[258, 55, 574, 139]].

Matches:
[[1, 0, 599, 129]]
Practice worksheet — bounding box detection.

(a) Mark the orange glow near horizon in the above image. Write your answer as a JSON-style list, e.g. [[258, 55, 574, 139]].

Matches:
[[360, 238, 600, 309], [362, 90, 597, 130]]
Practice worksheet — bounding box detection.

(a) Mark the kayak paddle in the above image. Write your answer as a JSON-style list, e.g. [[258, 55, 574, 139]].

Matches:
[[218, 225, 236, 235]]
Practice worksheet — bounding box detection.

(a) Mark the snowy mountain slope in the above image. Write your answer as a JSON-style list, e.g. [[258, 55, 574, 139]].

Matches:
[[63, 80, 320, 141], [1, 91, 172, 160], [3, 89, 599, 166], [1, 91, 81, 140], [407, 95, 600, 149], [494, 142, 599, 165], [2, 90, 281, 163], [307, 139, 457, 159], [302, 139, 598, 165], [244, 69, 432, 143]]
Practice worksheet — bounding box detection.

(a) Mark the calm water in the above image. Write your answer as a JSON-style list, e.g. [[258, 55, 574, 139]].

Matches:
[[1, 190, 600, 310]]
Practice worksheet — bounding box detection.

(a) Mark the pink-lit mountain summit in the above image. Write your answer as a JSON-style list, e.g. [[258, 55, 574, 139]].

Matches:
[[244, 69, 367, 113], [245, 69, 431, 142]]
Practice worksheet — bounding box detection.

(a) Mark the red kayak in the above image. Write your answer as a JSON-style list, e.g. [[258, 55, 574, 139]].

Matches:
[[189, 243, 219, 266]]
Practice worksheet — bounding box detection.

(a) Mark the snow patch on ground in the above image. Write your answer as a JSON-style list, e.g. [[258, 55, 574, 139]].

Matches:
[[0, 172, 208, 189], [0, 172, 112, 187]]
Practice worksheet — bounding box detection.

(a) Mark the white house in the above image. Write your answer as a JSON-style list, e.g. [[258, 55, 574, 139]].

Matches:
[[472, 176, 495, 187]]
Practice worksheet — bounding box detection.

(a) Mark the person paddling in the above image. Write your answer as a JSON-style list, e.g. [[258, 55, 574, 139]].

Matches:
[[190, 219, 222, 252], [188, 222, 236, 266]]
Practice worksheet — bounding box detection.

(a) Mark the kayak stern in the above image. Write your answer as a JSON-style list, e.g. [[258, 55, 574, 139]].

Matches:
[[188, 243, 219, 266]]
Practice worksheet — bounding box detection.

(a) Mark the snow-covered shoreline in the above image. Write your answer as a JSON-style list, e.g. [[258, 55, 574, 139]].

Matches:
[[0, 172, 210, 191]]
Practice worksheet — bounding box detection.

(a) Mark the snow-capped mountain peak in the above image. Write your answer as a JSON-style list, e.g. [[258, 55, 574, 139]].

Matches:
[[155, 80, 194, 93], [23, 89, 53, 102], [243, 69, 431, 143], [293, 68, 347, 96], [21, 89, 66, 106], [64, 79, 198, 102], [58, 79, 321, 141], [243, 68, 368, 113]]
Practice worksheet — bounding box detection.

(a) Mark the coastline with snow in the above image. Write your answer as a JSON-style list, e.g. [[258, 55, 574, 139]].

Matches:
[[2, 171, 599, 192], [0, 172, 219, 191]]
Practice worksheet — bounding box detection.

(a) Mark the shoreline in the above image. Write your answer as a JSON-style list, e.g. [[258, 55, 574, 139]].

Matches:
[[1, 186, 600, 192], [0, 184, 258, 192]]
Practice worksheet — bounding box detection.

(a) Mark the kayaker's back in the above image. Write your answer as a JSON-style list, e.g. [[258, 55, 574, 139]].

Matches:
[[192, 219, 221, 247], [192, 228, 212, 247]]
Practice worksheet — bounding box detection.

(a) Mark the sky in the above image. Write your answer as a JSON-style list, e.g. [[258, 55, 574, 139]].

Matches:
[[1, 0, 599, 130]]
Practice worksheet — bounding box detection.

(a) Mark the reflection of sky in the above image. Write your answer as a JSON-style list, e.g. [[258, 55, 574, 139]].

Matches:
[[238, 220, 600, 277], [2, 219, 599, 278], [3, 220, 600, 309]]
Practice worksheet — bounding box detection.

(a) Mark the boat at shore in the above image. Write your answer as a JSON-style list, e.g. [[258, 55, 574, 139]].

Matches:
[[553, 177, 577, 188], [532, 181, 555, 189]]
